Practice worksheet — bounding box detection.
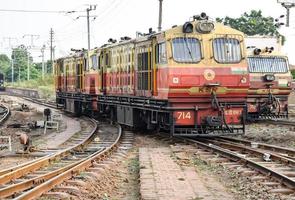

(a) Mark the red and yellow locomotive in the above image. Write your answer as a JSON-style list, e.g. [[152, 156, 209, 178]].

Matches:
[[246, 49, 292, 120], [55, 13, 249, 136]]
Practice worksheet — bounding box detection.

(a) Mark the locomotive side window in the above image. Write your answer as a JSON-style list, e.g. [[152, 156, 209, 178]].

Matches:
[[91, 55, 98, 70], [156, 42, 167, 64], [60, 60, 64, 74], [97, 54, 101, 70], [248, 56, 288, 73], [105, 53, 109, 66], [172, 38, 201, 63], [137, 48, 152, 91], [213, 38, 241, 63]]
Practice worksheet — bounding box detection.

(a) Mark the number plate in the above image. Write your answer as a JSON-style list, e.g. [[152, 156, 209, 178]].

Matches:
[[174, 111, 194, 125]]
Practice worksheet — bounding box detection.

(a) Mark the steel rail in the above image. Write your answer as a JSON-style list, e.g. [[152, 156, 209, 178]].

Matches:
[[0, 154, 54, 176], [0, 117, 98, 185], [218, 136, 295, 158], [0, 104, 10, 125], [22, 97, 56, 109], [0, 148, 104, 198], [204, 139, 295, 165], [184, 138, 295, 190], [14, 125, 122, 200], [265, 119, 295, 127], [0, 95, 82, 177]]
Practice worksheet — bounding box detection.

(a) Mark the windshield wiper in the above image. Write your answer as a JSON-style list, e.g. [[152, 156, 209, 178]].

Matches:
[[184, 37, 194, 62], [269, 57, 276, 72]]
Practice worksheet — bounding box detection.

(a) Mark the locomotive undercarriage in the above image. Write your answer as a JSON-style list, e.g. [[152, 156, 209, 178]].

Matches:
[[56, 92, 246, 137], [247, 94, 289, 121], [171, 102, 246, 137]]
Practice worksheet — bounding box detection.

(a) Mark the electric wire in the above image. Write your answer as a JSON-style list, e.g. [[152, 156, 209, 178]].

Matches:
[[0, 9, 82, 14]]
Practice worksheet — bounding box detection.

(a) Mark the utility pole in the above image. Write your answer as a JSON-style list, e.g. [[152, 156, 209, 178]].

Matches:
[[27, 51, 30, 81], [3, 37, 17, 48], [52, 46, 55, 75], [50, 28, 54, 74], [158, 0, 163, 32], [86, 5, 96, 53], [3, 37, 18, 83], [11, 51, 14, 83], [41, 45, 46, 79], [77, 5, 97, 69], [23, 35, 38, 81], [277, 0, 295, 27], [23, 34, 39, 47]]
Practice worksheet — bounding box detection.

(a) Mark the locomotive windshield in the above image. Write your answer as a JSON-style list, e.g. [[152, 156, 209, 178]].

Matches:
[[213, 38, 241, 63], [247, 56, 288, 73], [172, 37, 201, 63]]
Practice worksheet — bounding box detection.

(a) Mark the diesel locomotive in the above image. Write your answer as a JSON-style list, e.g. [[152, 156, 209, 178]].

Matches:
[[246, 48, 292, 120], [55, 13, 250, 136]]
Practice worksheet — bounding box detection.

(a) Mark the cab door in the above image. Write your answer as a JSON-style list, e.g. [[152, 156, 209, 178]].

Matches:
[[152, 38, 158, 96], [76, 58, 82, 92], [101, 50, 108, 94], [65, 62, 69, 91]]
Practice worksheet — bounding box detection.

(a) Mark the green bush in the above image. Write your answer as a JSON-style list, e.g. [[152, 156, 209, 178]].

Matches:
[[6, 75, 55, 100]]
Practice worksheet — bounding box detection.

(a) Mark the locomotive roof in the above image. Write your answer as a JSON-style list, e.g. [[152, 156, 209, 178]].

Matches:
[[165, 21, 244, 36], [98, 20, 244, 49], [56, 18, 245, 60]]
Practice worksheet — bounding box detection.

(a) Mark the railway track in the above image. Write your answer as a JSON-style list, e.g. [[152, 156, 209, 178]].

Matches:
[[0, 104, 10, 125], [0, 116, 97, 175], [0, 117, 98, 198], [180, 137, 295, 196], [218, 136, 295, 160], [0, 94, 133, 199], [0, 121, 124, 199], [21, 97, 56, 109], [265, 119, 295, 127]]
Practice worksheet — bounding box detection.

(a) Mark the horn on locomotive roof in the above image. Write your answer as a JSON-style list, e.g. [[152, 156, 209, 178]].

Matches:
[[149, 28, 156, 34], [136, 31, 143, 38], [120, 36, 131, 41], [136, 29, 155, 38], [70, 48, 83, 52], [263, 47, 274, 53], [108, 38, 117, 43], [193, 12, 209, 21]]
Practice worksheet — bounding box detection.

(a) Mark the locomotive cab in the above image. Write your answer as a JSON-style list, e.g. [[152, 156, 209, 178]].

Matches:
[[246, 49, 292, 120], [155, 13, 249, 136]]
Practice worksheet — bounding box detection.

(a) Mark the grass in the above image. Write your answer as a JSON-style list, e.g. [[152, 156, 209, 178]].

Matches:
[[128, 156, 140, 174], [192, 157, 212, 171], [6, 75, 55, 100]]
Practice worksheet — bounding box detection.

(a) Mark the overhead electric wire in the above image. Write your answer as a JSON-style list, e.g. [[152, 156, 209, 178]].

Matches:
[[0, 9, 82, 14]]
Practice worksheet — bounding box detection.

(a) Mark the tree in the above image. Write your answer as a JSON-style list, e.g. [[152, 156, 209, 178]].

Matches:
[[0, 54, 11, 81], [0, 46, 43, 83], [11, 45, 41, 82], [216, 10, 285, 43]]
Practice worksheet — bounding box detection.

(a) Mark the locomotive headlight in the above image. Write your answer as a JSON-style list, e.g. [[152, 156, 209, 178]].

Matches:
[[183, 22, 194, 33], [264, 74, 275, 82], [240, 77, 247, 84], [196, 21, 215, 33]]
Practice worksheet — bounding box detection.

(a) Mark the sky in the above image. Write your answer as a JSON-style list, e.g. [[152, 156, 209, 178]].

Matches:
[[0, 0, 294, 64]]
